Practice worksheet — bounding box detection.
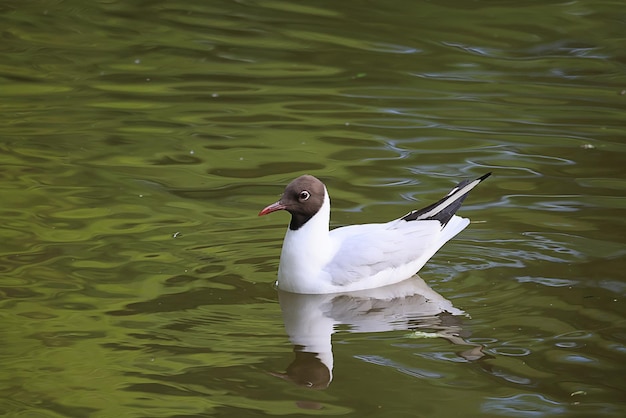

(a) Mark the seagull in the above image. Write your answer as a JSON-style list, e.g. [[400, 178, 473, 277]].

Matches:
[[259, 173, 491, 294]]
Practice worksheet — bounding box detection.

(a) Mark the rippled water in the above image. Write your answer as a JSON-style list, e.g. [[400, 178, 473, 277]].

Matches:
[[2, 0, 625, 417]]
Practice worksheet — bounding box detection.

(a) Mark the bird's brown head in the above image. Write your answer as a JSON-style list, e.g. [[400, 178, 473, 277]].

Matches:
[[259, 175, 326, 230]]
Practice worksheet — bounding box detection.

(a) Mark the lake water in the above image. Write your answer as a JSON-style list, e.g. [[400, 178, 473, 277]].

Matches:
[[2, 0, 625, 417]]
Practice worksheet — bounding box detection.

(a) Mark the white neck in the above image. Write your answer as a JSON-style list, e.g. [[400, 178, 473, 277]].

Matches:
[[277, 188, 334, 293]]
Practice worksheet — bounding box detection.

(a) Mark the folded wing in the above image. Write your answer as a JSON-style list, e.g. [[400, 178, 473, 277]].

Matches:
[[326, 220, 443, 286], [324, 173, 490, 286]]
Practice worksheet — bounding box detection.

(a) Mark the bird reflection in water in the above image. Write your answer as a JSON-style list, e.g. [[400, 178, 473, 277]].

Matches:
[[271, 276, 485, 389]]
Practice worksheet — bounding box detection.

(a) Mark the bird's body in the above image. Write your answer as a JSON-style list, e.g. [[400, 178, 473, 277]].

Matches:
[[259, 173, 490, 294]]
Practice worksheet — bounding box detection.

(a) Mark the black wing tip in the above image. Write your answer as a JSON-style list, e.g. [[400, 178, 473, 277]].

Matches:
[[477, 172, 492, 182], [401, 172, 491, 224]]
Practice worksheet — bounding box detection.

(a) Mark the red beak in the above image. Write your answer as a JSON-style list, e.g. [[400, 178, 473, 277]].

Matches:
[[258, 201, 286, 216]]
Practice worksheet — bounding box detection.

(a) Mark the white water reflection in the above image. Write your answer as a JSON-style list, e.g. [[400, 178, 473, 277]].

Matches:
[[274, 276, 485, 389]]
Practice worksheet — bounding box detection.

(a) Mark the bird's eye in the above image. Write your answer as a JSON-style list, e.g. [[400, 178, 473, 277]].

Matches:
[[299, 190, 310, 201]]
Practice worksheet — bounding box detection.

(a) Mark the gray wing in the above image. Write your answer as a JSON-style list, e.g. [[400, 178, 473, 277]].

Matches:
[[325, 220, 442, 286]]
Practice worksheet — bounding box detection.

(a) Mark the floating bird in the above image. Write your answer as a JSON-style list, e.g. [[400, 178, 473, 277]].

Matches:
[[259, 173, 490, 294]]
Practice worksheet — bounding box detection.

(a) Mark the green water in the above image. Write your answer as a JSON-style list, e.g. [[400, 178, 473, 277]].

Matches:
[[2, 0, 625, 416]]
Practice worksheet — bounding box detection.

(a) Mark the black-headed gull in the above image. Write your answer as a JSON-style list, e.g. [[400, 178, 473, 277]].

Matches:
[[259, 173, 490, 294]]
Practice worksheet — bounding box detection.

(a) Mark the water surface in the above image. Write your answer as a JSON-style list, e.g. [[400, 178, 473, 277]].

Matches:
[[1, 0, 625, 417]]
